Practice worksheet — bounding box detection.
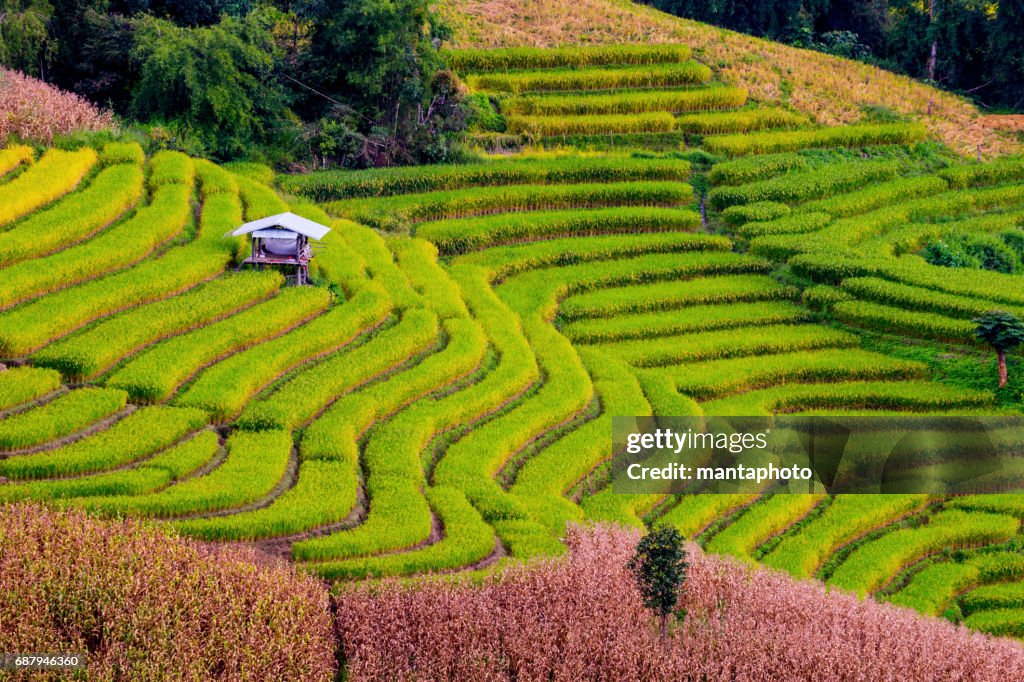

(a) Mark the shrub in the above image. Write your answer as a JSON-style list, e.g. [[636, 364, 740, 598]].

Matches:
[[0, 503, 334, 681]]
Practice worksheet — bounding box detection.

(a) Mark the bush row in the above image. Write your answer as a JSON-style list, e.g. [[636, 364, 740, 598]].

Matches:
[[704, 123, 928, 156], [667, 349, 925, 399], [281, 156, 692, 201], [177, 286, 391, 423], [108, 287, 330, 403], [0, 387, 126, 451], [831, 299, 976, 343], [34, 272, 282, 381], [0, 366, 61, 412], [503, 86, 747, 116], [0, 147, 96, 228], [762, 494, 930, 578], [76, 429, 291, 519], [237, 308, 439, 431], [708, 160, 900, 209], [828, 510, 1019, 597], [677, 108, 808, 135], [708, 152, 808, 185], [329, 180, 694, 232], [443, 44, 692, 72], [563, 301, 806, 343], [418, 206, 701, 255], [559, 271, 783, 320], [0, 432, 219, 503], [0, 406, 207, 480], [466, 62, 712, 94], [0, 163, 145, 267], [0, 182, 193, 314], [702, 381, 992, 417], [721, 201, 790, 226], [507, 111, 678, 136]]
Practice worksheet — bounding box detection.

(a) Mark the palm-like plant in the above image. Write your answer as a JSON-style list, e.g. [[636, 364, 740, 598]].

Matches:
[[974, 311, 1024, 387]]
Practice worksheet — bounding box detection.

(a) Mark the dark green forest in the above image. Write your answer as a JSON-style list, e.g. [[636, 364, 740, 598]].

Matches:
[[646, 0, 1024, 111], [0, 0, 1020, 166]]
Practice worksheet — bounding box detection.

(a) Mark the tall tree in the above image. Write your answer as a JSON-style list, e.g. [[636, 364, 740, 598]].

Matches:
[[0, 0, 54, 76], [627, 525, 688, 642], [990, 0, 1024, 109], [974, 311, 1024, 388]]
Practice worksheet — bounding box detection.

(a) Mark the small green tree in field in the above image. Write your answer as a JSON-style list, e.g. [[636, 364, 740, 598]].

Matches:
[[974, 311, 1024, 388], [627, 525, 688, 642]]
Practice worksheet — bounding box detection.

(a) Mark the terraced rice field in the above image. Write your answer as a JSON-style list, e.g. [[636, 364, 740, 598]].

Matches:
[[3, 43, 1024, 636]]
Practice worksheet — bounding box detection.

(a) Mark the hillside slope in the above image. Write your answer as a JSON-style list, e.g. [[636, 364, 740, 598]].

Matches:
[[439, 0, 1020, 157]]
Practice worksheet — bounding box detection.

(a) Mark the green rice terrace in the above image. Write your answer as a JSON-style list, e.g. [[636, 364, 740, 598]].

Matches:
[[4, 42, 1024, 641]]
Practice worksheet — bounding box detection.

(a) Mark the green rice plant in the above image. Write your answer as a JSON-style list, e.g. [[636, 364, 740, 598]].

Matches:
[[74, 429, 291, 518], [0, 431, 219, 502], [503, 86, 747, 116], [193, 158, 239, 197], [940, 158, 1024, 189], [707, 160, 900, 209], [0, 406, 207, 479], [99, 142, 144, 166], [417, 206, 702, 255], [466, 62, 712, 94], [559, 273, 787, 320], [0, 367, 61, 411], [237, 308, 440, 431], [963, 609, 1024, 637], [797, 175, 949, 219], [281, 156, 692, 201], [705, 495, 825, 561], [493, 519, 565, 559], [308, 486, 495, 579], [176, 286, 391, 423], [294, 319, 487, 559], [172, 459, 355, 540], [533, 131, 687, 151], [961, 582, 1024, 616], [667, 349, 925, 399], [636, 370, 701, 417], [587, 323, 855, 368], [337, 221, 423, 310], [147, 150, 194, 188], [506, 111, 677, 136], [327, 181, 694, 232], [0, 144, 32, 175], [0, 183, 193, 312], [736, 212, 831, 238], [658, 494, 759, 538], [721, 201, 790, 226], [0, 387, 126, 451], [442, 44, 692, 71], [581, 489, 664, 529], [948, 494, 1024, 518], [0, 233, 233, 358], [708, 152, 808, 186], [840, 277, 1024, 320], [457, 232, 729, 279], [33, 272, 283, 381], [562, 301, 806, 342], [108, 287, 330, 403], [831, 299, 976, 344], [802, 285, 854, 310], [391, 239, 469, 319], [0, 163, 145, 266], [225, 160, 276, 184], [828, 510, 1019, 597], [702, 381, 993, 417], [888, 553, 1024, 616], [704, 123, 928, 156], [677, 108, 808, 134], [762, 494, 930, 578], [0, 148, 96, 228], [236, 173, 288, 217], [509, 353, 649, 534]]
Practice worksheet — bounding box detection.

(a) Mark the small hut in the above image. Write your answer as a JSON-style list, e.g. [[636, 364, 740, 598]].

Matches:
[[227, 212, 330, 286]]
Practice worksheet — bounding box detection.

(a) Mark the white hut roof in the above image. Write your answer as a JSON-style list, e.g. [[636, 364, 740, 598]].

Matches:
[[227, 212, 331, 241]]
